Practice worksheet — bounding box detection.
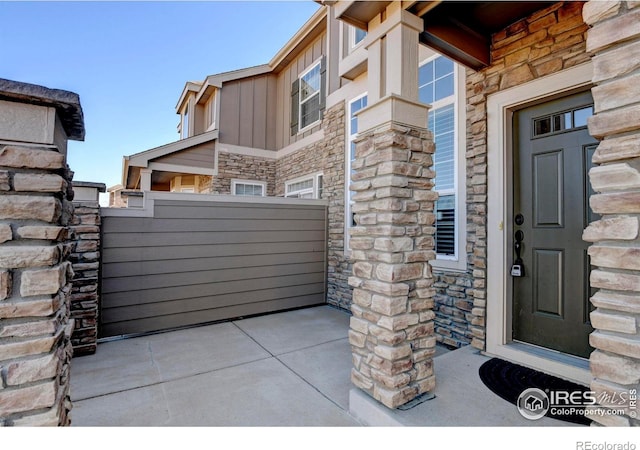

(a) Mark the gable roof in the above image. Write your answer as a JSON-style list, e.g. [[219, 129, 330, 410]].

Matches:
[[177, 5, 326, 112]]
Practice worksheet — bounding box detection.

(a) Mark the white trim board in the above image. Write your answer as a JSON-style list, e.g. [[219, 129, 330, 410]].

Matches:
[[485, 62, 593, 386]]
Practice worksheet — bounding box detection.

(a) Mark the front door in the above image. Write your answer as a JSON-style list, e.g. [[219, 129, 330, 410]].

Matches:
[[512, 91, 597, 359]]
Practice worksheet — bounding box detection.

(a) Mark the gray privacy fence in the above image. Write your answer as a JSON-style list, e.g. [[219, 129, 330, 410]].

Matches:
[[100, 193, 328, 338]]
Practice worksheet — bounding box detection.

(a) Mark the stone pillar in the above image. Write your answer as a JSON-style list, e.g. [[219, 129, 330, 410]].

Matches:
[[348, 3, 437, 409], [582, 1, 640, 426], [70, 182, 105, 356], [0, 79, 84, 426]]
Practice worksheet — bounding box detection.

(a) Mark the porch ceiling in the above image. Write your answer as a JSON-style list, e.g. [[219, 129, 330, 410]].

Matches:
[[335, 1, 557, 70], [418, 1, 556, 69]]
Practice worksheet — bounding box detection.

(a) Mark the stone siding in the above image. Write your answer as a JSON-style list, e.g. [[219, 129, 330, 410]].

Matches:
[[348, 120, 438, 409], [0, 146, 75, 426], [464, 1, 590, 350], [276, 102, 352, 309], [210, 152, 276, 196], [583, 0, 640, 427], [69, 201, 101, 356], [433, 271, 474, 347]]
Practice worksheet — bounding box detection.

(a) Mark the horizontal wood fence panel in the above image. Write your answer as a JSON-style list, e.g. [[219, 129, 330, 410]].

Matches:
[[103, 251, 325, 278], [102, 241, 325, 263], [102, 283, 326, 323], [103, 229, 326, 248], [103, 273, 326, 308], [101, 295, 323, 337], [100, 198, 327, 337]]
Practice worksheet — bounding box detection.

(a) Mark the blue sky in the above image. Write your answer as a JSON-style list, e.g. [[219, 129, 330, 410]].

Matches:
[[0, 1, 320, 198]]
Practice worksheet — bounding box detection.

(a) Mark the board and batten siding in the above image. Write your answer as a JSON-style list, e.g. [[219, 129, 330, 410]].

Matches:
[[218, 74, 278, 151], [100, 198, 327, 337], [276, 31, 326, 149]]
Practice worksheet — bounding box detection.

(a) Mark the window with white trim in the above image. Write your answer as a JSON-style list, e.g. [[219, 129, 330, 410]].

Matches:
[[350, 25, 367, 48], [347, 94, 368, 228], [299, 62, 321, 130], [232, 179, 266, 197], [206, 92, 216, 130], [290, 58, 326, 135], [181, 106, 189, 139], [419, 55, 461, 259], [285, 173, 323, 199]]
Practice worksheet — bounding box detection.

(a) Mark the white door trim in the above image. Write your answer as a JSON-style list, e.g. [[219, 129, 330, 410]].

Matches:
[[485, 62, 593, 385]]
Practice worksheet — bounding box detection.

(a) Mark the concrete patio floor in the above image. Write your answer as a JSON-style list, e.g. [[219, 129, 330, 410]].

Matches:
[[70, 305, 579, 427]]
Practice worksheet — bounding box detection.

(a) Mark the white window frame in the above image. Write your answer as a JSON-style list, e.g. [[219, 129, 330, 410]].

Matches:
[[345, 93, 368, 256], [231, 179, 266, 197], [206, 90, 218, 132], [349, 25, 367, 50], [181, 104, 190, 139], [419, 55, 467, 271], [285, 172, 323, 199], [298, 59, 323, 134], [181, 187, 195, 193]]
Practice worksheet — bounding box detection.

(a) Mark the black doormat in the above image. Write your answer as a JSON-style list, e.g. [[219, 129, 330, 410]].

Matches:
[[478, 358, 590, 425]]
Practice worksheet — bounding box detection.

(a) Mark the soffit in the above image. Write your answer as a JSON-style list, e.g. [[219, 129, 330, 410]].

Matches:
[[334, 1, 557, 70], [417, 1, 556, 69]]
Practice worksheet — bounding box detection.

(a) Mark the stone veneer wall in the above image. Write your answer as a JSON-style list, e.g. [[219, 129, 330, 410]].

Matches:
[[275, 102, 351, 309], [210, 152, 276, 196], [464, 1, 590, 350], [582, 0, 640, 427], [433, 271, 474, 347], [348, 121, 438, 408], [0, 145, 76, 426], [69, 199, 101, 356]]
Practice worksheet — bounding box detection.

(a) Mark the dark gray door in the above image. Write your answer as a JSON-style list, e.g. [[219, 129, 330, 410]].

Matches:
[[512, 91, 597, 359]]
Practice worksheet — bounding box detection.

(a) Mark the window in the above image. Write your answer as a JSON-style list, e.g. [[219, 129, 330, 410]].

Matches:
[[181, 107, 189, 139], [291, 58, 326, 135], [532, 105, 594, 137], [350, 25, 367, 48], [347, 94, 368, 228], [232, 180, 266, 197], [300, 62, 321, 130], [419, 55, 460, 259], [285, 173, 323, 199], [207, 92, 217, 130], [181, 188, 195, 193]]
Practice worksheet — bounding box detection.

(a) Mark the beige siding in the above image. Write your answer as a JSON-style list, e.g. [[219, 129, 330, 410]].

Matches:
[[276, 31, 327, 149], [153, 141, 215, 169], [100, 199, 327, 337], [218, 74, 278, 150], [194, 103, 205, 135]]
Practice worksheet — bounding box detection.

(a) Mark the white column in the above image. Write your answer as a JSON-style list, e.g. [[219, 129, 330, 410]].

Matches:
[[140, 168, 152, 192], [358, 4, 427, 133]]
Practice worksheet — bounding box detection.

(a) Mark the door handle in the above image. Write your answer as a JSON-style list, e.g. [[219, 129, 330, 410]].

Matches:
[[511, 230, 525, 277]]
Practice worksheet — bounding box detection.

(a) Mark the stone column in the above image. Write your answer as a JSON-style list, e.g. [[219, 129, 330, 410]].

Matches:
[[70, 182, 105, 356], [0, 79, 84, 426], [348, 4, 437, 409], [582, 1, 640, 426]]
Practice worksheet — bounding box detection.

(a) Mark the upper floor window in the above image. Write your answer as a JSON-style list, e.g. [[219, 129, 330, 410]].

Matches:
[[207, 93, 217, 131], [232, 179, 266, 197], [300, 62, 321, 130], [285, 173, 323, 199], [419, 55, 459, 259], [181, 107, 189, 139], [350, 26, 367, 48], [290, 57, 326, 135]]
